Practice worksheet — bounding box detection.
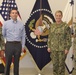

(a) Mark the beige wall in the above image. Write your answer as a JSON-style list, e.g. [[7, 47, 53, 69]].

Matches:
[[16, 0, 67, 24]]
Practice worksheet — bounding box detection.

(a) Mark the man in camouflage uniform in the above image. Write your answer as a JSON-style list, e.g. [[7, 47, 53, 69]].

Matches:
[[47, 10, 71, 75], [0, 24, 5, 75], [0, 24, 5, 57], [72, 17, 76, 75]]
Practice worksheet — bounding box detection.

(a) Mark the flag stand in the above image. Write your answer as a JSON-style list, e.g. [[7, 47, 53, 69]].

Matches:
[[36, 73, 43, 75], [37, 73, 41, 75]]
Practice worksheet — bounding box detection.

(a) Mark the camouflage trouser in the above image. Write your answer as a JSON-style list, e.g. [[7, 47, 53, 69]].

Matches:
[[0, 35, 5, 50], [73, 39, 76, 58], [51, 51, 66, 75], [73, 38, 76, 75]]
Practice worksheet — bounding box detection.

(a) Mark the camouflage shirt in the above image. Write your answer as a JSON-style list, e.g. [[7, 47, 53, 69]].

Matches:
[[47, 22, 71, 51], [0, 26, 5, 51], [73, 23, 76, 58]]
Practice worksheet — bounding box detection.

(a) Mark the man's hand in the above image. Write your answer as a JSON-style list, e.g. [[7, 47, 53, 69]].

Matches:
[[47, 48, 51, 52], [22, 48, 25, 52]]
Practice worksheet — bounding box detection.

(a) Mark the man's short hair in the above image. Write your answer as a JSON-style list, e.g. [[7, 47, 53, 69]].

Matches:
[[9, 8, 19, 14]]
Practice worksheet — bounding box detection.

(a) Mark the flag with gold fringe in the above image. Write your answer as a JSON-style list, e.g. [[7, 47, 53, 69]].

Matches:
[[25, 0, 55, 70]]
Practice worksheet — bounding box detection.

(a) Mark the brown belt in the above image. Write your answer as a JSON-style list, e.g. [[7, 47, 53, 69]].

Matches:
[[7, 41, 21, 44]]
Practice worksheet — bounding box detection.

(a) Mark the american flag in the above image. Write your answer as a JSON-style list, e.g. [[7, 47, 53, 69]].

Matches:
[[0, 0, 26, 67], [0, 0, 18, 21]]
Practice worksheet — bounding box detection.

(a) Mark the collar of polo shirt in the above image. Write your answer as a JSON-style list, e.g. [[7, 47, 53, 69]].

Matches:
[[11, 18, 17, 24]]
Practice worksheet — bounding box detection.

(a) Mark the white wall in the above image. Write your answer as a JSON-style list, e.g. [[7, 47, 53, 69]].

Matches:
[[0, 0, 68, 69]]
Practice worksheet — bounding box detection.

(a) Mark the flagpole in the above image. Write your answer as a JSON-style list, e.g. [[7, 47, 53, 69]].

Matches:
[[71, 0, 74, 35], [70, 0, 74, 75], [37, 0, 42, 75], [40, 0, 42, 16]]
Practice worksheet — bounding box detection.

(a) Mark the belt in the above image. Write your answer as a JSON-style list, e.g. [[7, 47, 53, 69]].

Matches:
[[7, 41, 21, 44]]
